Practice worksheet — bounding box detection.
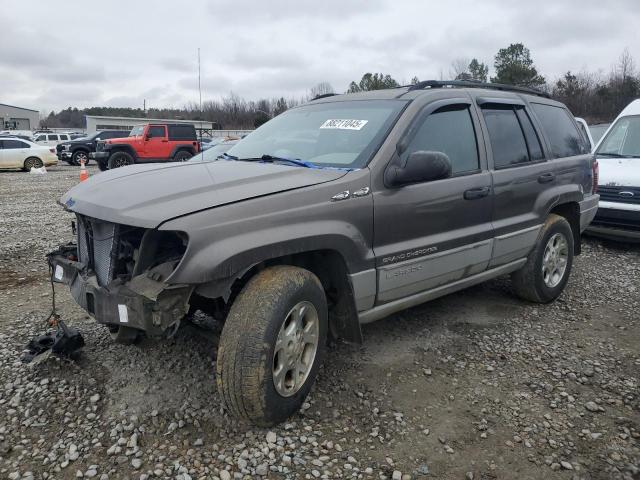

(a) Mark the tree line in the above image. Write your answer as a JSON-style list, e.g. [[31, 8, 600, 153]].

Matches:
[[42, 43, 639, 129]]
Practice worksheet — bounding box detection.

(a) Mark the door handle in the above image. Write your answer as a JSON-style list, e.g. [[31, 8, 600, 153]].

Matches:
[[538, 172, 555, 183], [463, 186, 491, 200]]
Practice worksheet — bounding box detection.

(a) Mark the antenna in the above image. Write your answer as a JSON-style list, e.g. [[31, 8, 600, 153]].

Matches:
[[197, 48, 203, 156]]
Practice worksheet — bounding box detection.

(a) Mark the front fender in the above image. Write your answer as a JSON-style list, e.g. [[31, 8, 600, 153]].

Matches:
[[159, 169, 374, 285]]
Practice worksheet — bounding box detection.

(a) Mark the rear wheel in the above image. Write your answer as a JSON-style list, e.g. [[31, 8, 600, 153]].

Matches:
[[72, 150, 89, 166], [173, 150, 192, 162], [217, 266, 328, 426], [23, 157, 43, 171], [511, 214, 574, 303], [108, 151, 134, 169]]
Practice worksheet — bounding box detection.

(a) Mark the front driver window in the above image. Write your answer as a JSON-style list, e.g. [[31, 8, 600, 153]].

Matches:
[[403, 105, 479, 174]]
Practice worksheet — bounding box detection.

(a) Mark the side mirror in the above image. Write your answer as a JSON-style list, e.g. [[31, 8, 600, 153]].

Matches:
[[145, 133, 152, 140], [386, 151, 452, 187], [95, 137, 101, 141]]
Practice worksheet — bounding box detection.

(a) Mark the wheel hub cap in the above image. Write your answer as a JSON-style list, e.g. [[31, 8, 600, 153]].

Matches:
[[541, 233, 569, 288], [272, 301, 319, 397]]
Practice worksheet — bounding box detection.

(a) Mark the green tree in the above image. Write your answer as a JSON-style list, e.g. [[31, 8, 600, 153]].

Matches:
[[348, 73, 400, 93], [491, 43, 545, 87], [468, 59, 489, 82]]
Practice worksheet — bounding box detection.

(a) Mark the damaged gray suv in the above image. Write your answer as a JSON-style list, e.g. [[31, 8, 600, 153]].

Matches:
[[48, 80, 599, 426]]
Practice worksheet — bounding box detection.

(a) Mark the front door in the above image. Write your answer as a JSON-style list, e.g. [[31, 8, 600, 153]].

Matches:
[[373, 99, 494, 304], [142, 125, 171, 160]]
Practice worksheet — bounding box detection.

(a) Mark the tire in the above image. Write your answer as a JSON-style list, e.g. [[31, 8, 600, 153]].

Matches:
[[23, 157, 43, 171], [217, 266, 328, 426], [107, 325, 140, 345], [72, 150, 89, 166], [511, 214, 574, 303], [97, 160, 108, 171], [173, 150, 192, 162], [107, 151, 135, 169]]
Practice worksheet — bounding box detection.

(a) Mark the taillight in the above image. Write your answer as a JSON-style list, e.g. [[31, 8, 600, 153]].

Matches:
[[592, 159, 599, 194], [49, 148, 55, 153]]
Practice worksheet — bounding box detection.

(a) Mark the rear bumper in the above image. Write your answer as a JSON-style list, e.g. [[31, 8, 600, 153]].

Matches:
[[47, 245, 193, 336], [578, 194, 600, 232], [586, 205, 640, 241]]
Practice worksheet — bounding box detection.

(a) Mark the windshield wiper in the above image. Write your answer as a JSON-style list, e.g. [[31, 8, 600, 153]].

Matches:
[[597, 152, 633, 158], [220, 152, 238, 160], [238, 154, 315, 168]]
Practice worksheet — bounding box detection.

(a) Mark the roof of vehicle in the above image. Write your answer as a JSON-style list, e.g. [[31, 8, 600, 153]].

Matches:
[[0, 136, 39, 146], [617, 99, 640, 117], [309, 80, 557, 106]]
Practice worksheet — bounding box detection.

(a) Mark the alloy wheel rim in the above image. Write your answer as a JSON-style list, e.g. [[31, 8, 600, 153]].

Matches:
[[272, 301, 319, 397], [542, 232, 569, 288], [114, 156, 129, 167]]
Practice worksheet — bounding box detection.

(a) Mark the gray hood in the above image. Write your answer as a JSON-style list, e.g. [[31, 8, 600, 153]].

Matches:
[[61, 160, 348, 228]]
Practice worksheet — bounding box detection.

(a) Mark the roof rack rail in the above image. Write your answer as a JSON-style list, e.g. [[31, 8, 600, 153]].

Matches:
[[407, 80, 550, 98], [311, 93, 338, 101]]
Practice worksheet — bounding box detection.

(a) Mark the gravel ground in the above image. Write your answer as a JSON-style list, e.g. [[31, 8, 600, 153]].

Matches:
[[0, 164, 638, 480]]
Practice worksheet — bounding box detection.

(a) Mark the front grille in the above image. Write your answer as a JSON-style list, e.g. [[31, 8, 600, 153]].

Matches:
[[598, 186, 640, 205], [76, 215, 119, 286], [96, 141, 105, 152], [75, 214, 186, 287], [91, 221, 119, 286]]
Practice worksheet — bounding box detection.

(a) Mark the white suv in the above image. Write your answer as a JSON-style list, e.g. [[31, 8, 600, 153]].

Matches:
[[33, 133, 71, 147], [588, 99, 640, 241]]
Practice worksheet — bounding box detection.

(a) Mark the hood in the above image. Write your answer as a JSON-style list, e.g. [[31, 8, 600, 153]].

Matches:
[[106, 136, 133, 143], [61, 160, 348, 228], [597, 156, 640, 187]]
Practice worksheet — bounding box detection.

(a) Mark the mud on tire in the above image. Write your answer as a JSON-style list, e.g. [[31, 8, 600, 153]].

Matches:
[[511, 213, 574, 303], [216, 265, 328, 426]]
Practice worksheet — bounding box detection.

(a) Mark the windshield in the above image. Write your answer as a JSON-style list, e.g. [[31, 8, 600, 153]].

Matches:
[[191, 141, 238, 162], [129, 126, 144, 137], [596, 116, 640, 158], [589, 123, 610, 144], [226, 100, 407, 169]]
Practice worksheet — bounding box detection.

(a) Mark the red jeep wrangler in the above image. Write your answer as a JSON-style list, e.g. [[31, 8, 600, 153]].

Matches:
[[92, 123, 200, 170]]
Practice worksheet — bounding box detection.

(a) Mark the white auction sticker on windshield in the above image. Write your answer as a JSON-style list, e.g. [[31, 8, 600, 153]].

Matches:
[[320, 119, 368, 130]]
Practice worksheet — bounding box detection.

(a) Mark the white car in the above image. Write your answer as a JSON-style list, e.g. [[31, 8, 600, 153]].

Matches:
[[0, 137, 58, 171], [32, 132, 71, 147], [587, 99, 640, 241], [575, 117, 595, 151]]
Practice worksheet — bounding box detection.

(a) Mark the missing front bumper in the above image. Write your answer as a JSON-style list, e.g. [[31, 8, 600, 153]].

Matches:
[[47, 245, 193, 337]]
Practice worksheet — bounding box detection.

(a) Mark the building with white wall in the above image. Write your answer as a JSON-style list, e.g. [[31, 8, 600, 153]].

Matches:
[[1, 103, 40, 130]]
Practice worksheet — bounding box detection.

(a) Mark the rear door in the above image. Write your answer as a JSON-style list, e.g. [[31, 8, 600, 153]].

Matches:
[[142, 125, 170, 160], [373, 98, 494, 303], [478, 98, 587, 267]]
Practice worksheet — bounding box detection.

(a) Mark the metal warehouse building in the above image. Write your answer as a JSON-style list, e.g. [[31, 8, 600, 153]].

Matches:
[[1, 103, 40, 130], [85, 115, 214, 134]]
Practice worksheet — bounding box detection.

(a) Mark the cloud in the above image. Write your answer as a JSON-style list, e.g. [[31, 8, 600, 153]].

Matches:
[[0, 0, 638, 112]]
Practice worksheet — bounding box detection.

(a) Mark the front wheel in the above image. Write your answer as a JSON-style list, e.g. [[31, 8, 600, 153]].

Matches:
[[216, 266, 328, 426], [107, 151, 134, 169], [511, 214, 574, 303]]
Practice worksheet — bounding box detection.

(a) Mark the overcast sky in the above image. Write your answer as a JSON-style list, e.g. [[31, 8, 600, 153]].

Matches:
[[1, 0, 638, 113]]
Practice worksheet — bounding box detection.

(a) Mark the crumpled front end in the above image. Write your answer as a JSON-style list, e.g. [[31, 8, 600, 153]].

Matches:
[[47, 214, 193, 337]]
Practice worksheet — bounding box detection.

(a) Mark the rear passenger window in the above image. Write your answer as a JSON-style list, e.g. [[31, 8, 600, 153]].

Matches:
[[47, 135, 58, 141], [515, 109, 544, 161], [482, 106, 530, 168], [531, 103, 586, 158], [404, 105, 479, 174]]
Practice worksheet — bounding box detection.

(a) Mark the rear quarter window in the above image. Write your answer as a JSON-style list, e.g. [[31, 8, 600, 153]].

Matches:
[[531, 103, 587, 158], [168, 125, 196, 141]]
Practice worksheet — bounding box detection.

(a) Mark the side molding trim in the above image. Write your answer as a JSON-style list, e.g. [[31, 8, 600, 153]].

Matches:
[[357, 258, 527, 324]]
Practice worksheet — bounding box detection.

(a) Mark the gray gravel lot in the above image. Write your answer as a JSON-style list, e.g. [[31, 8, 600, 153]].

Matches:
[[0, 164, 638, 480]]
